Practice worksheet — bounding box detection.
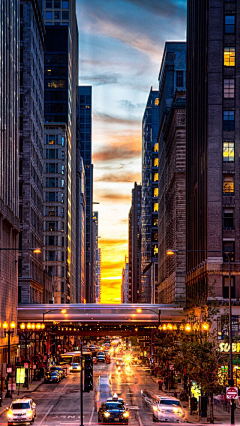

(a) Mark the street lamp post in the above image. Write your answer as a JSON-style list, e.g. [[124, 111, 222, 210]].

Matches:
[[167, 248, 234, 424], [136, 308, 161, 370], [3, 321, 16, 398], [80, 339, 84, 426]]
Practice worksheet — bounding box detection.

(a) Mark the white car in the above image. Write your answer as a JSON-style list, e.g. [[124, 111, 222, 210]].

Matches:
[[7, 398, 36, 425], [152, 396, 186, 423]]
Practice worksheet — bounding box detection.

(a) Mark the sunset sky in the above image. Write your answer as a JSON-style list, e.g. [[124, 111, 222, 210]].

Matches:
[[76, 0, 187, 303]]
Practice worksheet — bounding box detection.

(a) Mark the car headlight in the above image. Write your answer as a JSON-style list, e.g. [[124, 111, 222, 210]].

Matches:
[[153, 405, 158, 412], [173, 407, 181, 414], [27, 410, 33, 417], [123, 411, 129, 418], [7, 410, 13, 418], [104, 411, 110, 418]]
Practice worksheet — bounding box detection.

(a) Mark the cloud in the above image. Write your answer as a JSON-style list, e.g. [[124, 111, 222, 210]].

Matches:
[[124, 0, 187, 20], [94, 112, 140, 126], [95, 171, 141, 183], [97, 191, 131, 203], [93, 137, 141, 162], [119, 100, 146, 112], [100, 238, 127, 247], [80, 73, 120, 85]]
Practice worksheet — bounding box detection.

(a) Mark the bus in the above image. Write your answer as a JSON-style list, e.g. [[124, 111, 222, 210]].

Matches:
[[59, 351, 92, 365]]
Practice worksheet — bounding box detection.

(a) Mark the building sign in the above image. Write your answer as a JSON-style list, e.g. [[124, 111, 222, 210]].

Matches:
[[219, 343, 240, 353], [16, 368, 25, 384]]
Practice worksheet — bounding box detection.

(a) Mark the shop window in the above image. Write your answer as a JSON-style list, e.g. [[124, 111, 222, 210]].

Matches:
[[223, 241, 235, 262], [223, 276, 235, 298], [224, 47, 235, 66], [223, 209, 234, 229], [223, 141, 234, 162], [223, 175, 234, 194]]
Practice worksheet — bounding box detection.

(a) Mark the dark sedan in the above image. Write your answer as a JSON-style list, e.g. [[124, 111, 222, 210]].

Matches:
[[44, 371, 60, 383], [98, 401, 129, 424]]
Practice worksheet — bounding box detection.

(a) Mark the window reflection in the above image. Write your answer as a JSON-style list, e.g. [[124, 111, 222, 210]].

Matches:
[[223, 141, 234, 162]]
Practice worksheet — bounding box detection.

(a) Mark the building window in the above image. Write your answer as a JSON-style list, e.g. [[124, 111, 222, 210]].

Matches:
[[224, 47, 235, 66], [176, 70, 184, 87], [154, 143, 159, 153], [45, 11, 52, 20], [48, 222, 56, 231], [153, 173, 158, 182], [46, 0, 52, 7], [62, 11, 69, 19], [154, 188, 158, 197], [223, 110, 235, 131], [153, 217, 158, 227], [223, 209, 234, 229], [224, 79, 235, 98], [223, 241, 235, 262], [223, 276, 235, 298], [62, 0, 69, 8], [153, 203, 158, 212], [153, 158, 158, 167], [223, 175, 234, 194], [54, 11, 60, 19], [225, 15, 235, 34], [54, 0, 60, 7], [223, 141, 234, 162]]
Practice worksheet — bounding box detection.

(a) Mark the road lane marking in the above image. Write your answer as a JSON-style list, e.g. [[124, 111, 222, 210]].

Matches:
[[39, 404, 54, 425], [136, 411, 143, 426], [88, 404, 95, 425]]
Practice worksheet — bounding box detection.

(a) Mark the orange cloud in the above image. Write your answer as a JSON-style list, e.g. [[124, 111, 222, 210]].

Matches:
[[100, 279, 122, 304], [97, 191, 131, 203], [95, 171, 141, 183]]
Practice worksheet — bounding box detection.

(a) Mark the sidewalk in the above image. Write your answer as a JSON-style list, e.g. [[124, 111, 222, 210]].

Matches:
[[0, 378, 44, 416]]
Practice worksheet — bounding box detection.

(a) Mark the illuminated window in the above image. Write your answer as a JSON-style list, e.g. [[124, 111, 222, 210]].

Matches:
[[153, 233, 158, 241], [154, 173, 158, 182], [225, 15, 235, 34], [154, 143, 159, 152], [223, 141, 234, 162], [153, 218, 158, 226], [154, 158, 159, 167], [154, 188, 158, 197], [224, 79, 235, 98], [153, 203, 158, 212], [153, 245, 158, 257], [223, 111, 235, 131], [48, 135, 56, 145], [154, 98, 159, 106], [223, 175, 234, 194], [224, 47, 235, 66]]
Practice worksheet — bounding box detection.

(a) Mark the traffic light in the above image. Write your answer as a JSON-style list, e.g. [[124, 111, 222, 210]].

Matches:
[[84, 355, 93, 392]]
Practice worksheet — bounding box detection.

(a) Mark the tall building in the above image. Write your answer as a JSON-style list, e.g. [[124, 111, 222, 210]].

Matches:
[[43, 124, 68, 303], [18, 0, 45, 304], [140, 88, 159, 303], [128, 183, 142, 303], [157, 42, 186, 303], [76, 156, 86, 303], [92, 212, 99, 303], [96, 248, 101, 303], [186, 0, 240, 305], [158, 91, 186, 304], [77, 86, 93, 302], [121, 257, 129, 304], [0, 0, 19, 363], [43, 0, 79, 302]]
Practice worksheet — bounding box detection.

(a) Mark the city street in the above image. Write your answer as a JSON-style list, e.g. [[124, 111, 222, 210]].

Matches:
[[0, 360, 186, 426]]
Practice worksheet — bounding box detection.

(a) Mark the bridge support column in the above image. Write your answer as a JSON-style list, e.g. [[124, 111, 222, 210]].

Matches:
[[151, 330, 155, 373]]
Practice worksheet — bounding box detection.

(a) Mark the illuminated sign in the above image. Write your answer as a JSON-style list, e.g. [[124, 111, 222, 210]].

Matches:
[[16, 368, 25, 384], [219, 342, 240, 353]]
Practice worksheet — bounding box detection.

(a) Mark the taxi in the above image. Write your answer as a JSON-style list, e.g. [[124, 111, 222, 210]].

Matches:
[[98, 394, 129, 424], [7, 398, 36, 425]]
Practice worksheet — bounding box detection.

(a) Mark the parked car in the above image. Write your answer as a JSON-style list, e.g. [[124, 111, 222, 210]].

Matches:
[[44, 371, 61, 383], [50, 366, 65, 379], [7, 398, 36, 425]]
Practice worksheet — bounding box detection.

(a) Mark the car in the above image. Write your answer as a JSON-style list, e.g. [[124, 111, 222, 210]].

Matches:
[[98, 396, 129, 424], [7, 398, 36, 425], [70, 362, 81, 372], [97, 352, 105, 362], [44, 371, 60, 383], [152, 396, 186, 423], [50, 366, 65, 379]]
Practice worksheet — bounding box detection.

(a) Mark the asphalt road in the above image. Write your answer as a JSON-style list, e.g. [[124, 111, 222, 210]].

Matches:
[[0, 360, 188, 426]]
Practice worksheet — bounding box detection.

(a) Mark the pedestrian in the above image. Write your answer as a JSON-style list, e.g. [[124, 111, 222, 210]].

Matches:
[[158, 378, 163, 391]]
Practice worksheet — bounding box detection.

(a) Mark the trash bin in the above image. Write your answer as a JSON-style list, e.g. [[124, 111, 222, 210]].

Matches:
[[199, 396, 207, 418], [190, 397, 198, 414]]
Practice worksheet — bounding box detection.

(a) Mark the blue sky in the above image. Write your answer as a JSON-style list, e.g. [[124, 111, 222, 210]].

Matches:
[[76, 0, 187, 302]]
